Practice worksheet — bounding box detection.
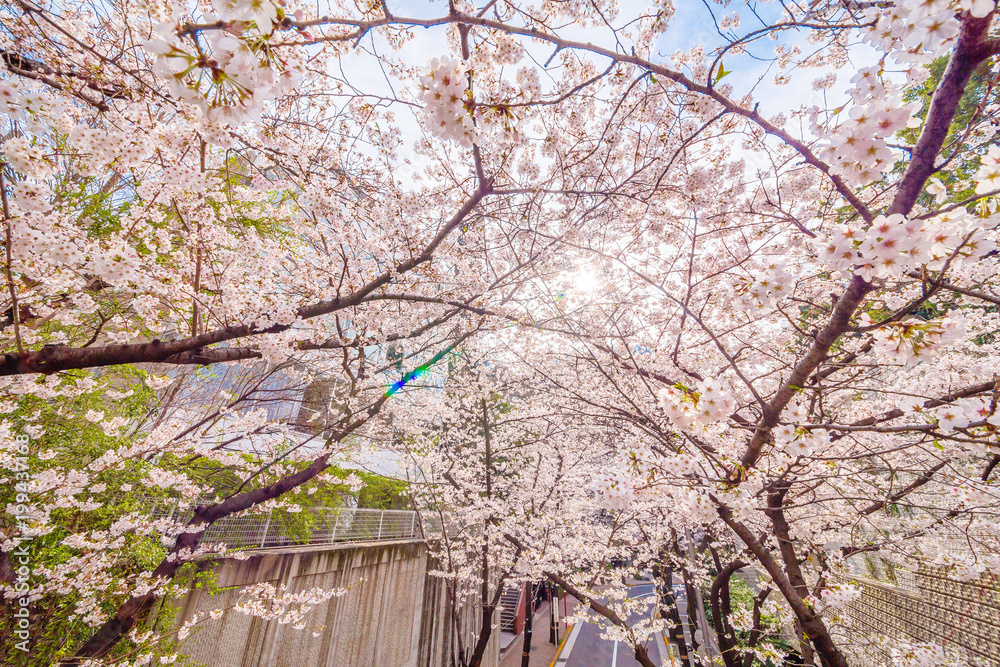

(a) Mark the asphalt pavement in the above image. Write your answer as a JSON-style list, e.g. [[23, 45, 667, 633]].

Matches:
[[558, 582, 665, 667]]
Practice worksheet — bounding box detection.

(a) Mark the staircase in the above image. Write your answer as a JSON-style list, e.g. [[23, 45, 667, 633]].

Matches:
[[499, 584, 523, 633]]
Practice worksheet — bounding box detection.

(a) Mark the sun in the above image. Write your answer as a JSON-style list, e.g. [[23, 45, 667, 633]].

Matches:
[[573, 269, 600, 293]]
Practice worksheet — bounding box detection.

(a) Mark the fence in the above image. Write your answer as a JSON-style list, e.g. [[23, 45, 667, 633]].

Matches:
[[835, 555, 1000, 666], [152, 504, 440, 551], [720, 526, 1000, 666]]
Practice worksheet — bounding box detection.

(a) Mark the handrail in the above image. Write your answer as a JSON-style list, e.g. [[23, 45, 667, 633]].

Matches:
[[152, 505, 439, 552]]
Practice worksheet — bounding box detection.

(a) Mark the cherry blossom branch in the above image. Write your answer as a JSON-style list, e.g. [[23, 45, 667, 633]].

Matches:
[[704, 17, 875, 95], [737, 13, 998, 479], [0, 49, 119, 111], [482, 513, 656, 666], [715, 500, 848, 667], [912, 186, 1000, 219], [9, 2, 170, 104], [887, 13, 996, 216], [846, 379, 999, 429], [982, 454, 1000, 480], [857, 460, 950, 517], [163, 303, 471, 366], [277, 10, 875, 222], [735, 273, 870, 479], [0, 187, 490, 375], [904, 270, 1000, 306]]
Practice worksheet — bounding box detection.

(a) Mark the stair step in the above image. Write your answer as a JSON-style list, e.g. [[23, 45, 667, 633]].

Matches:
[[499, 585, 522, 631]]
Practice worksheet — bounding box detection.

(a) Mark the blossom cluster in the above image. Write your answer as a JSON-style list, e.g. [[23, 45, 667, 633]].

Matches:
[[231, 581, 349, 629], [142, 2, 302, 121], [0, 80, 68, 134], [817, 212, 995, 280], [907, 395, 1000, 435], [819, 581, 862, 609], [592, 471, 651, 510], [888, 641, 948, 667], [871, 313, 966, 366], [772, 401, 831, 457], [734, 260, 795, 311], [815, 86, 920, 185], [657, 377, 736, 431], [418, 56, 477, 147], [974, 145, 1000, 195], [681, 490, 720, 525]]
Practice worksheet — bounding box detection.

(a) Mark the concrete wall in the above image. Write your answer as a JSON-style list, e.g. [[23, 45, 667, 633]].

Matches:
[[415, 570, 501, 667], [173, 541, 499, 667]]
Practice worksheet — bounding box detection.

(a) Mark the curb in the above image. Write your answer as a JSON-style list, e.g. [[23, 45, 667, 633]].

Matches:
[[655, 610, 678, 666], [549, 623, 576, 667]]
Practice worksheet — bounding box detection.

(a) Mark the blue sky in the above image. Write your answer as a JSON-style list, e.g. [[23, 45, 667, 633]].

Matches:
[[368, 0, 869, 119]]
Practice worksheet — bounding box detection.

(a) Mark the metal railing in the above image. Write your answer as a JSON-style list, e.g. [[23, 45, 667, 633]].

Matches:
[[153, 505, 439, 552], [216, 507, 440, 550]]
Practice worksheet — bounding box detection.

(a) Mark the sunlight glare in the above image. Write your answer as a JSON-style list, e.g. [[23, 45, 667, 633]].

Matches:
[[574, 269, 600, 293]]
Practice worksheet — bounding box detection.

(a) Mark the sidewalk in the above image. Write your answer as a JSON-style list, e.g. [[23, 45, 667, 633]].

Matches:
[[499, 596, 580, 667]]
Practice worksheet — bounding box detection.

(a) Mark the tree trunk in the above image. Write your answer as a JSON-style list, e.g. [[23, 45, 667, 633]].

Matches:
[[634, 643, 655, 667], [521, 583, 534, 667], [794, 618, 817, 666], [717, 503, 849, 667], [709, 559, 748, 667], [765, 485, 817, 666], [469, 400, 494, 667], [467, 602, 496, 667], [742, 588, 771, 667]]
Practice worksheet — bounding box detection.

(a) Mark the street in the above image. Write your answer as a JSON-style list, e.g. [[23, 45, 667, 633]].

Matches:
[[558, 583, 665, 667]]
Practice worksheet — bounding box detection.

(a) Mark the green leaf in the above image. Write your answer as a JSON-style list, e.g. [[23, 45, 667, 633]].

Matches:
[[714, 62, 732, 84]]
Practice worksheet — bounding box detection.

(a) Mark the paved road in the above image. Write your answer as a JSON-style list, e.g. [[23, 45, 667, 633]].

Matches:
[[560, 583, 664, 667]]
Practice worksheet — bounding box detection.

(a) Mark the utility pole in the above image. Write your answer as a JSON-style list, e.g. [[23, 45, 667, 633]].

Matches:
[[549, 583, 559, 644]]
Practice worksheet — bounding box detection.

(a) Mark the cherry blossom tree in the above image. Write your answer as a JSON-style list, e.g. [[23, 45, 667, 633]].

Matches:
[[392, 354, 679, 667], [449, 3, 1000, 663], [0, 1, 547, 661], [2, 0, 1000, 665]]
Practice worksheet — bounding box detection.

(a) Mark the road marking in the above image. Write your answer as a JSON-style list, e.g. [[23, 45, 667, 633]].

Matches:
[[556, 584, 660, 667], [554, 621, 582, 667], [548, 624, 573, 667]]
